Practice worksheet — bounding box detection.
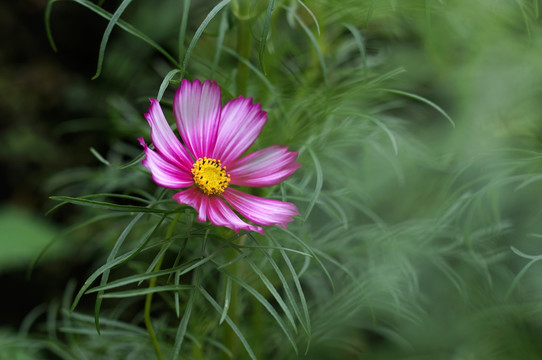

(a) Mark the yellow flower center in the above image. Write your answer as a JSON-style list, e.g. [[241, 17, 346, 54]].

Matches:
[[191, 157, 231, 195]]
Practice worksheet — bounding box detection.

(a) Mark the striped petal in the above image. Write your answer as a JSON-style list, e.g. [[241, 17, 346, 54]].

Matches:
[[173, 188, 263, 233], [173, 79, 221, 160], [212, 96, 267, 166], [229, 145, 301, 187], [139, 138, 194, 189], [172, 187, 207, 222], [144, 98, 193, 171], [207, 196, 264, 234], [223, 188, 298, 229]]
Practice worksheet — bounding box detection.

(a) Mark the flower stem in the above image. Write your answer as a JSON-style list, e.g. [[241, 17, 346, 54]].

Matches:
[[222, 235, 246, 359], [235, 3, 251, 95], [178, 0, 191, 64], [145, 243, 168, 360]]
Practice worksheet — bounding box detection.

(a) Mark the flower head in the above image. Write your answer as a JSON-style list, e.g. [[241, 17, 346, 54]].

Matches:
[[138, 79, 300, 234]]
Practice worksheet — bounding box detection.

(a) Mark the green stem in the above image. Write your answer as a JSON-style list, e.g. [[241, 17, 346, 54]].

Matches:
[[236, 13, 251, 95], [222, 235, 246, 359], [178, 0, 191, 65], [145, 244, 167, 360]]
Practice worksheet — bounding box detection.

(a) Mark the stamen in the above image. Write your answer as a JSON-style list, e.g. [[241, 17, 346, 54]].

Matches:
[[191, 157, 231, 195]]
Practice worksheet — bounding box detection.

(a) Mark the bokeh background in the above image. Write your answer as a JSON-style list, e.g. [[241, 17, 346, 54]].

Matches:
[[2, 0, 542, 359]]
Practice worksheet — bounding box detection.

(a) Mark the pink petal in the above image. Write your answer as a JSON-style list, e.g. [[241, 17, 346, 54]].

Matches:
[[139, 138, 194, 189], [172, 187, 207, 222], [228, 145, 301, 187], [207, 196, 264, 234], [212, 96, 267, 166], [173, 188, 263, 233], [223, 188, 298, 229], [144, 98, 193, 171], [173, 79, 221, 160]]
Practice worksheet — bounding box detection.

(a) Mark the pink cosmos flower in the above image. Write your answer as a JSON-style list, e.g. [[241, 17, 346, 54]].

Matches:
[[138, 79, 300, 234]]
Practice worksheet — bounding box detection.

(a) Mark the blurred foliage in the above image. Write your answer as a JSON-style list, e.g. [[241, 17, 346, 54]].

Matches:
[[2, 0, 542, 359], [0, 206, 60, 271]]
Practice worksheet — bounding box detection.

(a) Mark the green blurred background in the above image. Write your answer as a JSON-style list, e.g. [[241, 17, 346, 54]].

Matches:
[[2, 0, 542, 359]]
